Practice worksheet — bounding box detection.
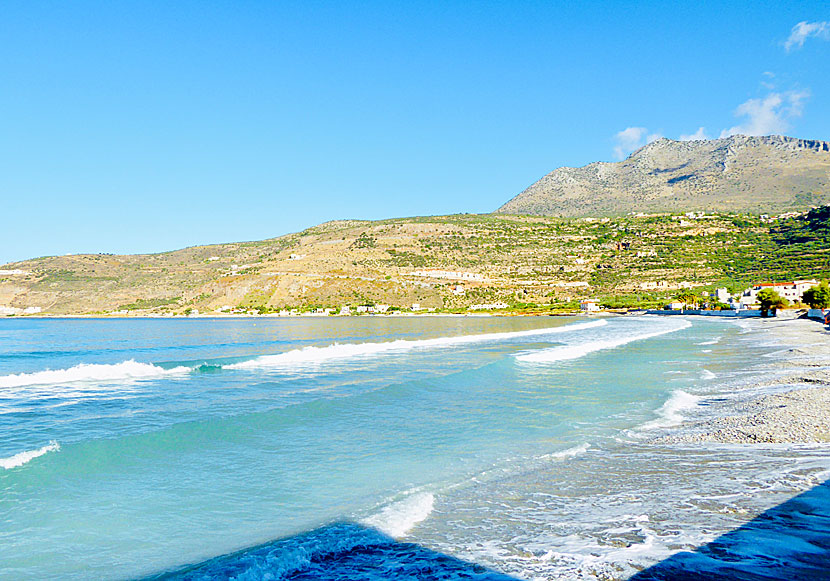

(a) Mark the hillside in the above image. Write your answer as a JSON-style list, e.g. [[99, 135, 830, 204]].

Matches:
[[2, 210, 829, 316], [498, 135, 830, 217]]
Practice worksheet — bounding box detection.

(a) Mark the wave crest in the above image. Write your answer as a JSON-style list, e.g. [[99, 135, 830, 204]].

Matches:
[[0, 360, 190, 389], [640, 390, 701, 430], [1, 441, 60, 469], [516, 320, 691, 364], [228, 319, 608, 370], [362, 492, 435, 538], [540, 443, 590, 461]]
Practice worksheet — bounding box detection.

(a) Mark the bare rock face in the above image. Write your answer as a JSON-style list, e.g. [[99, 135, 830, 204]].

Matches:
[[497, 135, 830, 216]]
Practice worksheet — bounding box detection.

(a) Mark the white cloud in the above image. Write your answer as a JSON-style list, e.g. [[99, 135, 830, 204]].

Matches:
[[784, 20, 830, 51], [679, 127, 709, 141], [613, 127, 661, 160], [719, 90, 809, 138]]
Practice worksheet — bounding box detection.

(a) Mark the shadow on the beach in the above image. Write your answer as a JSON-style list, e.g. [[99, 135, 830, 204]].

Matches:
[[146, 479, 830, 580], [630, 477, 830, 580], [146, 521, 522, 580]]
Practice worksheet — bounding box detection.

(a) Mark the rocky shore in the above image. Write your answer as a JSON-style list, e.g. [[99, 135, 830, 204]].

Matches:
[[658, 314, 830, 445]]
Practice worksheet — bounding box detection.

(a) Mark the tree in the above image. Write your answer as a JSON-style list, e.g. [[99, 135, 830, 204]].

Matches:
[[757, 288, 788, 317], [675, 291, 699, 309], [802, 281, 830, 309]]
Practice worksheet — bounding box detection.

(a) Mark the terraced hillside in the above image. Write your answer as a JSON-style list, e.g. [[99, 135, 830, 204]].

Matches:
[[2, 209, 829, 315]]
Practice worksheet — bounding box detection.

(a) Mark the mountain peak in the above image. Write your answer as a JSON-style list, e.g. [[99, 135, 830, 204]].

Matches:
[[497, 134, 830, 217]]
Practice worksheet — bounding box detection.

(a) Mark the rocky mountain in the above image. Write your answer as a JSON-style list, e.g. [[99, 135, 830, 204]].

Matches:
[[497, 135, 830, 216]]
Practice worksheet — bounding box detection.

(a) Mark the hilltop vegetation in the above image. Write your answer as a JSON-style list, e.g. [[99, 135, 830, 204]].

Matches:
[[2, 209, 830, 316]]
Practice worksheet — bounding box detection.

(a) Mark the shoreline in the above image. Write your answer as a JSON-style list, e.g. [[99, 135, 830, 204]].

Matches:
[[656, 315, 830, 445], [0, 306, 819, 320], [0, 311, 604, 320]]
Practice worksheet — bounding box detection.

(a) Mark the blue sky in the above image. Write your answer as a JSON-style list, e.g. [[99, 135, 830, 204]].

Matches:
[[1, 1, 829, 264]]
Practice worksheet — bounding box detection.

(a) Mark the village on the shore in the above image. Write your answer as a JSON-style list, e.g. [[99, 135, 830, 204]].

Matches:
[[3, 274, 829, 322]]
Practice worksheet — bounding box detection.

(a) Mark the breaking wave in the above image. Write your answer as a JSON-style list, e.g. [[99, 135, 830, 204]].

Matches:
[[0, 320, 608, 389], [1, 441, 60, 469], [515, 320, 691, 364], [227, 319, 608, 370], [540, 443, 590, 461], [0, 360, 190, 389], [640, 390, 701, 430], [361, 492, 436, 538]]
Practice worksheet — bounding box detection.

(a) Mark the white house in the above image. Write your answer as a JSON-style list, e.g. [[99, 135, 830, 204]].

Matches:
[[469, 301, 509, 310], [580, 300, 600, 312], [714, 288, 732, 303], [739, 280, 818, 305]]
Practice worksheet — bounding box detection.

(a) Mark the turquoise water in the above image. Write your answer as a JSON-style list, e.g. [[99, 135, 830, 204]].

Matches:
[[1, 315, 827, 579]]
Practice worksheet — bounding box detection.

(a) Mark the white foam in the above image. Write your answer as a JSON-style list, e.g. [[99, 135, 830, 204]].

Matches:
[[515, 320, 691, 364], [640, 390, 701, 430], [541, 443, 590, 461], [0, 360, 191, 389], [696, 336, 721, 346], [701, 369, 717, 380], [362, 492, 435, 538], [1, 441, 60, 469], [228, 320, 608, 370]]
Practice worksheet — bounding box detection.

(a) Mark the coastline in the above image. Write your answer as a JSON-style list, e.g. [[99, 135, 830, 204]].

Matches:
[[5, 311, 830, 579], [656, 315, 830, 445], [0, 310, 606, 319]]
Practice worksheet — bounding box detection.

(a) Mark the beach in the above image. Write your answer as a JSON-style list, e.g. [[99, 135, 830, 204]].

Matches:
[[656, 314, 830, 445]]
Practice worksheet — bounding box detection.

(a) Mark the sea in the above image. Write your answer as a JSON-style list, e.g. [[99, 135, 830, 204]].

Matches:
[[2, 315, 830, 580]]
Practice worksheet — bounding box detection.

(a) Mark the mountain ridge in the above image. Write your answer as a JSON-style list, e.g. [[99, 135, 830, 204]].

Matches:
[[497, 134, 830, 217]]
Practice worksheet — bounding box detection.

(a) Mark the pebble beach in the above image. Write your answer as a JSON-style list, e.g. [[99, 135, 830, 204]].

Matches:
[[657, 313, 830, 445]]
